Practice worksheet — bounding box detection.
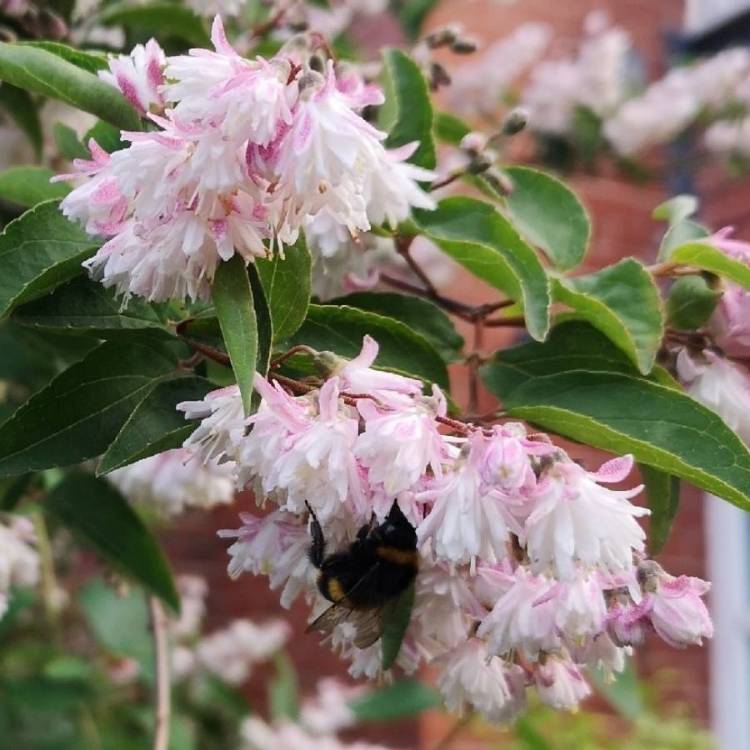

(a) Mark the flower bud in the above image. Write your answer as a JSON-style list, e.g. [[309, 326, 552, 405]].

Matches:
[[502, 107, 529, 135]]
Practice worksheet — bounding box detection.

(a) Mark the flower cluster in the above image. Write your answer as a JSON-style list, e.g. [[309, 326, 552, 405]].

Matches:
[[56, 17, 434, 302], [179, 336, 713, 722], [108, 448, 235, 517], [0, 516, 39, 621]]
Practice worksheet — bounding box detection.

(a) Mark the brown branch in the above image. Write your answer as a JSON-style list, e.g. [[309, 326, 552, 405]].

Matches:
[[430, 170, 464, 192], [271, 344, 318, 369], [149, 597, 171, 750], [484, 315, 527, 327], [396, 235, 438, 297], [180, 338, 231, 367]]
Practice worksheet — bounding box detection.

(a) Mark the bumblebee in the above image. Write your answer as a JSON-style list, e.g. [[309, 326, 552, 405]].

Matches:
[[305, 500, 419, 648]]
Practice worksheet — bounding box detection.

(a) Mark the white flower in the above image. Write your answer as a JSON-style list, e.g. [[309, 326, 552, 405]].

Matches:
[[0, 516, 39, 619], [243, 377, 364, 520], [300, 678, 361, 735], [677, 348, 750, 444], [171, 575, 208, 640], [639, 563, 713, 648], [196, 618, 291, 685], [534, 654, 591, 711], [179, 384, 245, 465], [355, 388, 448, 496], [219, 510, 312, 608], [185, 0, 246, 18], [416, 432, 513, 566], [107, 448, 235, 516], [476, 565, 559, 659], [524, 455, 647, 580], [98, 38, 166, 115], [435, 638, 527, 723]]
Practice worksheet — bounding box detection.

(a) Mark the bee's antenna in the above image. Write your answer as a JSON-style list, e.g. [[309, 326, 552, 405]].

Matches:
[[304, 500, 319, 522]]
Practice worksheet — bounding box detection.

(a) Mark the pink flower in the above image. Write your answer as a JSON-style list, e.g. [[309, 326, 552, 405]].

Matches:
[[677, 348, 750, 444], [355, 388, 449, 496], [534, 655, 591, 711], [98, 38, 166, 115], [219, 510, 311, 607], [417, 432, 515, 566], [435, 638, 527, 723], [709, 225, 750, 264], [337, 335, 422, 399], [476, 565, 559, 658], [709, 283, 750, 358], [524, 455, 647, 580], [644, 571, 713, 648]]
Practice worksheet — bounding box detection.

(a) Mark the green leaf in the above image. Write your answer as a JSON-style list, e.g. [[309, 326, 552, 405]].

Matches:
[[433, 110, 470, 146], [46, 473, 179, 610], [0, 472, 35, 510], [212, 256, 257, 415], [256, 236, 311, 342], [590, 660, 644, 720], [98, 376, 213, 474], [0, 43, 140, 131], [79, 577, 154, 681], [331, 291, 464, 362], [0, 201, 100, 319], [666, 275, 721, 330], [481, 320, 678, 392], [641, 465, 680, 555], [13, 276, 167, 336], [0, 337, 177, 476], [653, 194, 698, 226], [0, 166, 69, 208], [84, 120, 124, 153], [658, 219, 708, 260], [19, 41, 108, 73], [553, 258, 663, 374], [514, 717, 554, 750], [0, 83, 42, 157], [268, 652, 299, 721], [248, 264, 272, 378], [381, 48, 436, 170], [349, 680, 441, 722], [669, 241, 750, 289], [396, 0, 438, 39], [381, 581, 415, 671], [414, 197, 551, 341], [97, 2, 211, 46], [290, 304, 449, 389], [483, 368, 750, 511], [54, 122, 89, 160], [504, 166, 591, 271]]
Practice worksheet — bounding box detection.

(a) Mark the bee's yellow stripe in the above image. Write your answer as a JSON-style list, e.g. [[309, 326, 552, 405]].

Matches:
[[327, 577, 346, 603], [375, 546, 419, 567]]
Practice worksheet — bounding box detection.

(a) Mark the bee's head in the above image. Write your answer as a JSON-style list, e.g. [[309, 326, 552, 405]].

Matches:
[[375, 500, 417, 550]]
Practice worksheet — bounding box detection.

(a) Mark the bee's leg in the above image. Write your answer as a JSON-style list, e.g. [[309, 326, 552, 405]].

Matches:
[[305, 500, 326, 569]]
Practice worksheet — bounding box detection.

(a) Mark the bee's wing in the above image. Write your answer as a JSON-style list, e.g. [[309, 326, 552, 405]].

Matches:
[[305, 602, 353, 636]]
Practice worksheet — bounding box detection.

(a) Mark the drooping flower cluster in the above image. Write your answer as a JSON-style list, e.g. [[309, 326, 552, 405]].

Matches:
[[56, 17, 435, 302], [178, 335, 713, 722], [0, 516, 40, 620], [108, 448, 235, 516]]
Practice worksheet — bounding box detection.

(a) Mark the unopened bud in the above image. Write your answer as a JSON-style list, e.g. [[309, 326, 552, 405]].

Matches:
[[502, 108, 528, 135], [483, 169, 514, 196], [451, 37, 479, 54], [429, 62, 451, 91], [468, 153, 493, 175], [425, 25, 459, 49], [459, 131, 488, 154]]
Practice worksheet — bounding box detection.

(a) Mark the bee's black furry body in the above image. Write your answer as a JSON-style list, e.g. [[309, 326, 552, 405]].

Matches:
[[305, 501, 418, 646]]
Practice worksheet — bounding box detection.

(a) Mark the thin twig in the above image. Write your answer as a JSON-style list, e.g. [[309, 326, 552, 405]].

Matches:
[[271, 344, 319, 369], [430, 170, 464, 192], [149, 597, 171, 750], [379, 273, 478, 320], [250, 5, 287, 38], [396, 235, 440, 297], [484, 315, 526, 327]]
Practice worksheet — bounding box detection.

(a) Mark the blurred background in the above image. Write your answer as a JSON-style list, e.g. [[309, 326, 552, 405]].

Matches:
[[160, 2, 750, 748]]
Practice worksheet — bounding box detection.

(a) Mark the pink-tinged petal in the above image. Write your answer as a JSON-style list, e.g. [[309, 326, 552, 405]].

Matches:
[[347, 335, 379, 371], [388, 141, 420, 162], [590, 455, 634, 484], [317, 377, 342, 422], [210, 16, 237, 57]]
